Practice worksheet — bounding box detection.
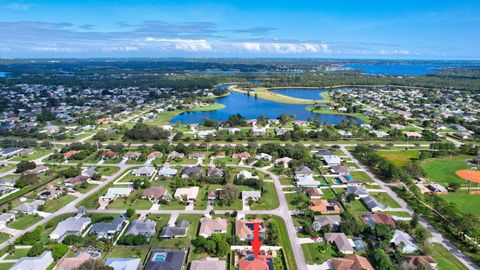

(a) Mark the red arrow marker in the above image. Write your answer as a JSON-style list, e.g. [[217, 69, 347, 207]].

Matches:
[[251, 221, 262, 258]]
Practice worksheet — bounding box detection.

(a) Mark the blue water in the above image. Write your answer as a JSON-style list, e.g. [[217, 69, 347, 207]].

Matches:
[[170, 91, 362, 124], [152, 252, 167, 262], [0, 71, 7, 77], [273, 88, 327, 100], [345, 63, 471, 76]]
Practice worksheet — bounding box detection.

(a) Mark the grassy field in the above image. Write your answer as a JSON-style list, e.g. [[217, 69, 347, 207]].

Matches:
[[0, 164, 15, 173], [383, 211, 411, 217], [98, 166, 120, 176], [250, 182, 279, 210], [0, 263, 13, 270], [307, 106, 370, 123], [8, 215, 43, 230], [370, 192, 401, 208], [345, 199, 369, 212], [0, 233, 10, 244], [301, 243, 337, 264], [108, 189, 153, 210], [232, 87, 314, 104], [377, 150, 420, 167], [4, 248, 29, 259], [349, 171, 374, 183], [42, 195, 76, 212], [10, 149, 52, 162], [430, 243, 469, 270], [439, 191, 480, 218], [107, 246, 149, 264], [421, 155, 471, 185]]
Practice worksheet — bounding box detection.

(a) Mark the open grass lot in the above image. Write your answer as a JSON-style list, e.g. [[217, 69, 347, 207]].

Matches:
[[42, 195, 76, 212], [0, 164, 15, 173], [383, 211, 411, 217], [0, 232, 10, 244], [108, 189, 153, 210], [321, 188, 337, 199], [0, 263, 13, 270], [74, 183, 98, 194], [250, 182, 279, 210], [98, 166, 120, 176], [194, 187, 208, 210], [421, 155, 471, 185], [345, 199, 369, 212], [4, 247, 29, 259], [370, 192, 401, 208], [148, 214, 171, 246], [301, 243, 337, 264], [430, 243, 468, 270], [439, 191, 480, 218], [10, 149, 52, 162], [8, 215, 43, 230], [77, 184, 110, 209], [377, 150, 420, 167], [349, 171, 374, 183], [155, 214, 202, 248], [107, 246, 149, 264]]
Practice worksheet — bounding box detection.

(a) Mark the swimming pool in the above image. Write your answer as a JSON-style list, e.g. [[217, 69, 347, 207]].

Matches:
[[152, 252, 167, 262]]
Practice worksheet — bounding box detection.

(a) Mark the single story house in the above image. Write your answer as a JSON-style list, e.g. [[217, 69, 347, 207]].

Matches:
[[125, 219, 156, 239], [168, 151, 185, 159], [198, 218, 228, 238], [330, 165, 350, 175], [306, 187, 323, 199], [188, 153, 205, 160], [10, 251, 54, 270], [147, 151, 162, 159], [124, 151, 141, 160], [105, 258, 141, 270], [206, 167, 224, 177], [13, 200, 44, 215], [134, 166, 156, 177], [159, 220, 190, 239], [313, 215, 342, 231], [50, 215, 92, 241], [0, 213, 15, 229], [255, 153, 273, 161], [361, 213, 395, 227], [235, 219, 265, 241], [142, 187, 167, 202], [324, 155, 342, 166], [309, 199, 341, 214], [390, 230, 419, 253], [236, 170, 259, 180], [324, 233, 354, 254], [65, 175, 90, 186], [242, 191, 262, 201], [190, 260, 226, 270], [274, 157, 292, 168], [181, 166, 202, 178], [345, 186, 369, 199], [158, 166, 177, 177], [296, 175, 320, 188], [55, 252, 91, 270], [174, 186, 199, 202], [295, 166, 313, 177], [403, 256, 437, 269], [101, 187, 133, 202], [232, 152, 250, 159], [90, 216, 125, 239], [331, 254, 375, 270], [144, 250, 185, 270], [362, 195, 386, 212]]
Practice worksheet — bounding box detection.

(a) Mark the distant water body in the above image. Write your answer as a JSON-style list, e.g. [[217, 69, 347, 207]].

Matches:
[[170, 91, 362, 124], [0, 71, 7, 77], [345, 63, 478, 76]]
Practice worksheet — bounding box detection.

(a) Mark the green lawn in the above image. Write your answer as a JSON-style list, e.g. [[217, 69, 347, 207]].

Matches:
[[155, 214, 202, 248], [349, 171, 374, 183], [439, 191, 480, 218], [107, 247, 149, 264], [301, 243, 338, 264], [108, 189, 152, 210], [4, 248, 29, 259], [345, 199, 369, 212], [0, 232, 10, 244], [148, 214, 171, 246], [42, 195, 76, 212], [321, 188, 337, 199], [250, 182, 279, 210], [74, 183, 98, 194], [8, 215, 43, 230], [370, 192, 401, 208], [421, 155, 471, 185], [10, 149, 52, 162], [193, 187, 208, 210], [161, 199, 187, 210], [98, 166, 120, 176], [430, 243, 469, 270], [0, 263, 14, 270], [383, 211, 411, 217], [378, 150, 420, 167], [0, 164, 15, 173]]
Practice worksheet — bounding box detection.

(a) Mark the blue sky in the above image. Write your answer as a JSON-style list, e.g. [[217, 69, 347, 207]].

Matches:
[[0, 0, 479, 59]]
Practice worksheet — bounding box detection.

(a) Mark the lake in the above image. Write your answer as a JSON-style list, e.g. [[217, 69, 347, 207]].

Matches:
[[345, 62, 476, 76], [170, 91, 362, 124], [0, 71, 7, 77]]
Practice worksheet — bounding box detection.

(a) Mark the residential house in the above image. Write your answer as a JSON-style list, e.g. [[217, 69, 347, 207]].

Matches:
[[124, 151, 141, 160], [345, 186, 369, 199], [0, 213, 15, 229], [242, 191, 262, 201], [142, 187, 167, 202], [50, 215, 92, 241], [159, 220, 190, 239], [403, 256, 437, 269], [10, 251, 54, 270], [228, 128, 241, 135], [426, 183, 448, 194], [207, 189, 223, 201], [100, 187, 132, 202], [296, 175, 320, 188], [188, 153, 205, 160], [324, 155, 342, 166], [181, 166, 202, 178], [168, 151, 185, 159], [0, 147, 23, 158], [372, 130, 389, 138], [134, 166, 156, 177], [239, 255, 270, 270], [64, 150, 81, 159], [105, 258, 141, 270], [235, 219, 265, 241], [90, 216, 125, 239], [38, 186, 63, 200], [103, 150, 118, 159], [207, 167, 224, 177], [331, 254, 375, 270], [313, 215, 342, 231], [315, 149, 333, 157], [251, 126, 267, 136], [65, 175, 90, 187], [274, 157, 292, 168], [309, 199, 341, 214], [404, 131, 422, 138], [362, 195, 386, 212], [25, 165, 49, 175], [125, 219, 156, 239], [55, 252, 91, 270], [210, 152, 225, 159], [199, 218, 228, 238], [361, 213, 395, 227], [324, 233, 354, 254], [330, 165, 350, 175], [13, 200, 44, 215], [158, 166, 177, 177], [255, 153, 273, 161], [232, 152, 250, 159], [236, 170, 259, 180], [390, 230, 419, 253], [275, 128, 288, 136], [147, 151, 162, 159], [198, 130, 217, 138], [144, 250, 185, 270], [295, 166, 313, 177], [174, 186, 199, 202], [190, 260, 227, 270], [306, 187, 323, 199]]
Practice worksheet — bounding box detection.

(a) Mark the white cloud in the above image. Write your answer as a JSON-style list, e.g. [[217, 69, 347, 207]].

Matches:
[[145, 38, 212, 51]]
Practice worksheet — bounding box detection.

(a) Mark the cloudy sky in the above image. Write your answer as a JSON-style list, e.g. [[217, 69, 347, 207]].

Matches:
[[0, 0, 479, 59]]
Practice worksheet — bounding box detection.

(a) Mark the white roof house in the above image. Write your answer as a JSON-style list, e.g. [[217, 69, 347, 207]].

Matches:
[[105, 258, 141, 270], [50, 215, 92, 241], [102, 187, 132, 201], [197, 130, 217, 138], [134, 166, 156, 176], [236, 170, 259, 180], [10, 251, 54, 270], [242, 191, 262, 201], [158, 166, 177, 177], [255, 153, 273, 161], [324, 155, 342, 166], [296, 175, 320, 188], [390, 230, 419, 253], [174, 186, 200, 201]]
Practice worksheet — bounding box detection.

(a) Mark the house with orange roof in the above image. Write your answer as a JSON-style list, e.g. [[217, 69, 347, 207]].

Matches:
[[309, 199, 341, 214], [64, 150, 81, 159], [232, 152, 251, 159], [238, 255, 270, 270], [331, 254, 375, 270]]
